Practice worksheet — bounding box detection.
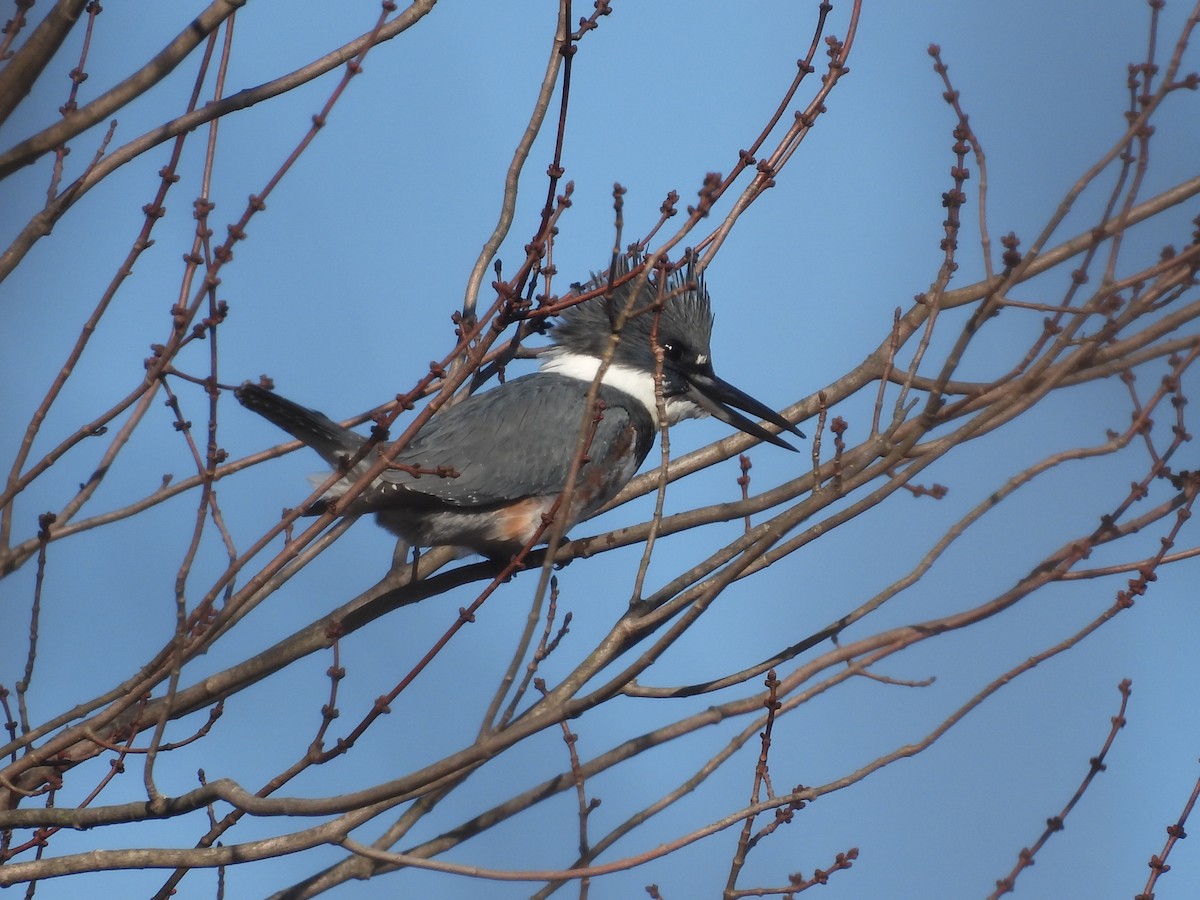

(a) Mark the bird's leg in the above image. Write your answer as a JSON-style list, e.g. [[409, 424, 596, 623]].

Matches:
[[389, 537, 416, 577]]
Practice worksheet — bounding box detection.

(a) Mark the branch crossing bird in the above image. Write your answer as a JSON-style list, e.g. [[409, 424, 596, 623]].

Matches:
[[235, 261, 804, 560]]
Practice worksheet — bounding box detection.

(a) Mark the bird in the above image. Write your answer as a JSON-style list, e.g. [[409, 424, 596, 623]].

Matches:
[[235, 261, 804, 561]]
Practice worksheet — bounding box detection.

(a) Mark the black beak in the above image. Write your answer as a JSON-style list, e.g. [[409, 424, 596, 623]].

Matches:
[[685, 370, 806, 451]]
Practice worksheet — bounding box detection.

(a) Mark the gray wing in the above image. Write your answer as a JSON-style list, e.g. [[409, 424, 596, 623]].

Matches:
[[374, 373, 654, 508]]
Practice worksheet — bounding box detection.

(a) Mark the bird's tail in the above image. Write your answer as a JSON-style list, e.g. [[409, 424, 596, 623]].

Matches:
[[234, 382, 367, 467]]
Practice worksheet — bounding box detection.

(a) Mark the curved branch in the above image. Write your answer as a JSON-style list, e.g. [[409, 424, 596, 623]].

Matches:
[[0, 0, 439, 284], [0, 0, 245, 176], [0, 0, 89, 127]]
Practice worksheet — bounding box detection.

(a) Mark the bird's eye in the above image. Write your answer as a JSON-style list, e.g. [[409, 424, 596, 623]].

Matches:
[[661, 340, 685, 362]]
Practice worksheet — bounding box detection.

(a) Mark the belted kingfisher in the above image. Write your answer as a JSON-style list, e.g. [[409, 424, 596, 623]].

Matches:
[[236, 263, 803, 560]]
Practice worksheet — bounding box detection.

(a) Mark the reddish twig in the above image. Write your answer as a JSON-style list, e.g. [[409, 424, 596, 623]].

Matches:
[[1137, 760, 1200, 900], [988, 679, 1133, 899]]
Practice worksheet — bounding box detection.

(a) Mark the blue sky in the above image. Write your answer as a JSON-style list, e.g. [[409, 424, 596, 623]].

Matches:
[[2, 1, 1199, 897]]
